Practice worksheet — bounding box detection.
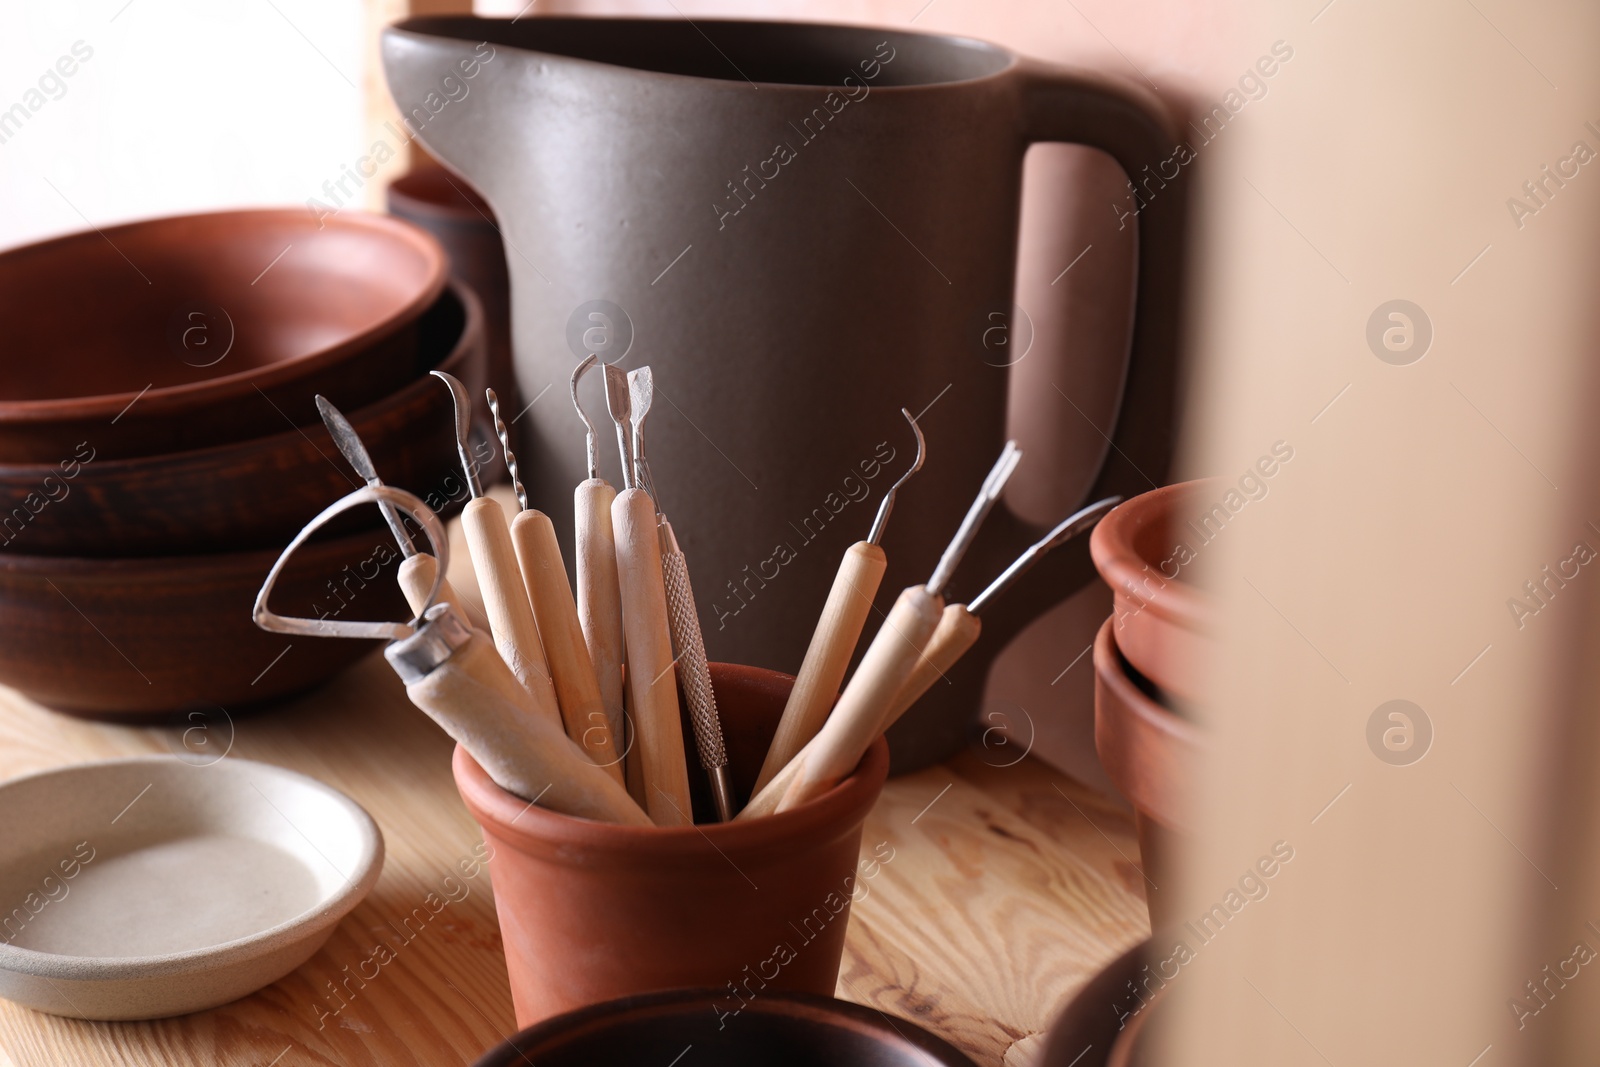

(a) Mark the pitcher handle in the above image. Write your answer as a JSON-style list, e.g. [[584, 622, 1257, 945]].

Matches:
[[969, 63, 1189, 653]]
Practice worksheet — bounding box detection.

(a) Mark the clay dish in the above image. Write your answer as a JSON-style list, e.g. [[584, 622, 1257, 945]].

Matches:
[[0, 756, 383, 1020], [0, 209, 445, 461]]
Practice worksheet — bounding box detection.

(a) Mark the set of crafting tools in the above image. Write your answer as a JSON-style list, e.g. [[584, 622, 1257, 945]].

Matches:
[[255, 365, 1118, 826]]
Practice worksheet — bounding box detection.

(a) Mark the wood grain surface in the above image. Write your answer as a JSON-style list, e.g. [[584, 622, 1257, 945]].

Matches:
[[0, 655, 1147, 1067]]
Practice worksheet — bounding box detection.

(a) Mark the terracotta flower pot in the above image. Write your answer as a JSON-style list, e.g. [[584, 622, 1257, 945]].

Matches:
[[1093, 617, 1204, 928], [453, 663, 890, 1028], [1089, 480, 1220, 705]]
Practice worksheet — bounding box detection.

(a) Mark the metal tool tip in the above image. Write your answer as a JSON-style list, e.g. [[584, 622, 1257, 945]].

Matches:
[[602, 363, 631, 422], [486, 388, 528, 511], [627, 365, 654, 416], [866, 408, 928, 545], [432, 371, 483, 498]]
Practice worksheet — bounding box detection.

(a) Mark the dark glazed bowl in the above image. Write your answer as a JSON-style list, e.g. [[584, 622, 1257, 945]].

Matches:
[[1038, 939, 1152, 1067], [0, 280, 485, 556], [0, 209, 446, 461], [386, 164, 516, 413], [0, 524, 408, 720], [472, 988, 978, 1067]]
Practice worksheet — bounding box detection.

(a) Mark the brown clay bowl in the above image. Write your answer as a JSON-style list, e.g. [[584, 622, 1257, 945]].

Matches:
[[472, 989, 977, 1067], [1093, 616, 1204, 928], [455, 663, 890, 1028], [0, 280, 485, 557], [1089, 480, 1220, 705], [0, 524, 408, 720], [1039, 939, 1151, 1067], [386, 165, 516, 410], [0, 209, 446, 462]]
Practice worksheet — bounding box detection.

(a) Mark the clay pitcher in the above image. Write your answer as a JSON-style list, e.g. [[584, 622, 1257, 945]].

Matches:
[[382, 16, 1186, 770]]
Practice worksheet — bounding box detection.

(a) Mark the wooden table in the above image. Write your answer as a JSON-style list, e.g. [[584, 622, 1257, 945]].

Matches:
[[0, 653, 1148, 1067]]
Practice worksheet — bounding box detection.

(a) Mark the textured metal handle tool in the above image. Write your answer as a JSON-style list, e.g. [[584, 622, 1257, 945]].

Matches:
[[658, 520, 734, 821]]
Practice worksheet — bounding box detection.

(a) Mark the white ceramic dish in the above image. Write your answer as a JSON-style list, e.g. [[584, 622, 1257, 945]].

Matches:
[[0, 756, 383, 1020]]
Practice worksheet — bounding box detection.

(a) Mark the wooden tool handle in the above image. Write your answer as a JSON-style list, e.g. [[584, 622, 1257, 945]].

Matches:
[[462, 496, 560, 727], [404, 625, 649, 825], [881, 603, 983, 734], [774, 585, 942, 814], [611, 488, 694, 826], [510, 509, 624, 783], [753, 541, 887, 792], [396, 552, 490, 632], [575, 479, 627, 775], [622, 678, 645, 806], [738, 603, 983, 822]]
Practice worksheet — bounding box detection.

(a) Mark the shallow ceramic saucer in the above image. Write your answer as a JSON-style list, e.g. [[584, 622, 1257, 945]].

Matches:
[[0, 756, 383, 1020]]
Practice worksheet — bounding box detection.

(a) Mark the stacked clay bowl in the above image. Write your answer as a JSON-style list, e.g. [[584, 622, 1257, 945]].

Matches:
[[1088, 480, 1218, 926], [0, 210, 488, 719]]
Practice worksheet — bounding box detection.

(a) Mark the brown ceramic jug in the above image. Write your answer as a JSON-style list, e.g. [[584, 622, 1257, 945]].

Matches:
[[382, 17, 1186, 770]]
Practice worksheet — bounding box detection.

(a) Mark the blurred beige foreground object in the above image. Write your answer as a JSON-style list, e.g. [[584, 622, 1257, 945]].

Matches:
[[1163, 1, 1600, 1064]]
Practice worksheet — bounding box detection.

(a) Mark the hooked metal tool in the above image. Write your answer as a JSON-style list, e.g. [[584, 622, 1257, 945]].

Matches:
[[568, 354, 632, 803], [570, 354, 602, 483], [746, 492, 1119, 821], [746, 439, 1025, 818], [752, 408, 925, 793], [867, 408, 926, 546], [433, 371, 486, 500], [487, 387, 626, 783]]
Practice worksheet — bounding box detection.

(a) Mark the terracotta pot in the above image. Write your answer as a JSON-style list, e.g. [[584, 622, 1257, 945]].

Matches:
[[0, 525, 409, 720], [385, 17, 1188, 771], [472, 989, 977, 1067], [1092, 616, 1203, 928], [386, 165, 516, 416], [453, 662, 890, 1028], [1090, 480, 1219, 705], [0, 280, 484, 557], [0, 209, 445, 462]]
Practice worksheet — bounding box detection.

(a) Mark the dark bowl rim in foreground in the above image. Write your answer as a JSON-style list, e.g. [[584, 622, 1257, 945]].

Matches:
[[472, 986, 978, 1067]]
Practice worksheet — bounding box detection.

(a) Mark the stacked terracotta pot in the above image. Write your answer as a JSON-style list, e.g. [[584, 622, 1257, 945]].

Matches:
[[1088, 480, 1216, 927]]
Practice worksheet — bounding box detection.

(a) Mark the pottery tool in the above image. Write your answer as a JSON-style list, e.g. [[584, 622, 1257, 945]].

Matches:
[[741, 441, 1023, 820], [883, 494, 1121, 733], [487, 388, 625, 783], [746, 495, 1118, 818], [254, 484, 648, 825], [570, 355, 635, 800], [752, 409, 925, 794], [314, 395, 489, 631], [628, 367, 734, 821], [603, 363, 694, 825], [433, 371, 562, 730]]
